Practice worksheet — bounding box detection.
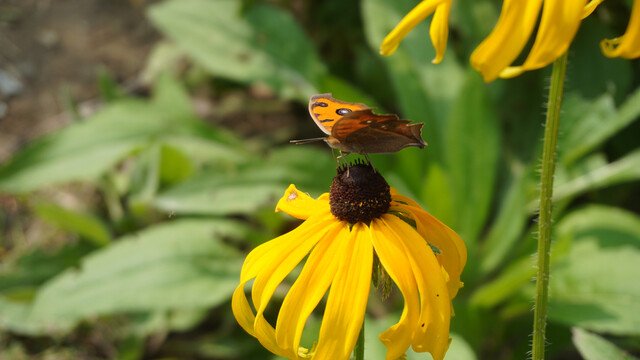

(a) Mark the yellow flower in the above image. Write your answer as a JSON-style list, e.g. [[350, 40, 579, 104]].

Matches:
[[470, 0, 607, 81], [601, 0, 640, 59], [232, 164, 466, 360], [380, 0, 452, 64]]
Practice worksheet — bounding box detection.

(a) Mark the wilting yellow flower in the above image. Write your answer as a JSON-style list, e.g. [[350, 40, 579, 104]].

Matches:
[[470, 0, 606, 81], [380, 0, 452, 64], [381, 0, 640, 81], [601, 0, 640, 59], [232, 164, 466, 360]]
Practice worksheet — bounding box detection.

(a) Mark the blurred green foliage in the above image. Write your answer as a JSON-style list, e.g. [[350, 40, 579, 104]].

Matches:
[[1, 0, 639, 359]]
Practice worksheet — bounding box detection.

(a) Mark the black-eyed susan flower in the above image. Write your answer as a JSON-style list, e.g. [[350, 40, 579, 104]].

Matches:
[[232, 162, 466, 360], [380, 0, 452, 64], [601, 0, 640, 59]]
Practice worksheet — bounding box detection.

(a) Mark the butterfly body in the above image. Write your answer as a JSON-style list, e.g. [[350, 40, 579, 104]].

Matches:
[[307, 94, 426, 154]]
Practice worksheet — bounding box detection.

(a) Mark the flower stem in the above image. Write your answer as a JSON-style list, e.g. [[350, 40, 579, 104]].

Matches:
[[354, 320, 365, 360], [532, 52, 568, 360]]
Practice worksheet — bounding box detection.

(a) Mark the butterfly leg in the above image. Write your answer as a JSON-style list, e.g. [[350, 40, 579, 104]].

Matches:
[[362, 152, 377, 173]]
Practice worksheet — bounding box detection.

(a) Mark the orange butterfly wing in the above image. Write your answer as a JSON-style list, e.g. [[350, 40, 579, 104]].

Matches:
[[330, 109, 426, 154], [308, 94, 370, 135]]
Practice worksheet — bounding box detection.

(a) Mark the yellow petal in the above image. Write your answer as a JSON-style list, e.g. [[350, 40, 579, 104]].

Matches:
[[391, 203, 466, 299], [500, 0, 586, 79], [470, 0, 543, 82], [381, 215, 451, 360], [233, 282, 290, 357], [233, 213, 341, 359], [276, 184, 329, 220], [582, 0, 605, 18], [601, 0, 640, 58], [371, 218, 421, 360], [314, 223, 374, 359], [380, 0, 447, 56], [430, 2, 451, 64], [274, 224, 350, 355]]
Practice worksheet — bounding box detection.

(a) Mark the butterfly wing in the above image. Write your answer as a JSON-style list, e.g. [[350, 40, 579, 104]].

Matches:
[[331, 109, 426, 154], [308, 93, 370, 135]]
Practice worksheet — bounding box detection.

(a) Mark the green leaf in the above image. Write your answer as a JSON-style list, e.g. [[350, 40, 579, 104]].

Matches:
[[34, 204, 111, 246], [0, 77, 240, 193], [559, 88, 640, 165], [573, 327, 638, 360], [480, 169, 531, 275], [0, 243, 93, 294], [154, 146, 335, 216], [443, 71, 500, 243], [153, 165, 285, 216], [29, 219, 246, 332], [148, 0, 327, 102], [549, 206, 640, 335], [552, 149, 640, 207]]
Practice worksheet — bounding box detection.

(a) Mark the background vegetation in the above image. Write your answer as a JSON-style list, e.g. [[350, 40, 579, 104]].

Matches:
[[0, 0, 639, 359]]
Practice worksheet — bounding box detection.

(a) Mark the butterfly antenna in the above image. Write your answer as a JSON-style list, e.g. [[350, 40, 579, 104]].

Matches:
[[290, 137, 326, 145]]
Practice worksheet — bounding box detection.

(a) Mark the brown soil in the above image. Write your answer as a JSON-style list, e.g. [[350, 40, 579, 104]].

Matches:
[[0, 0, 158, 162]]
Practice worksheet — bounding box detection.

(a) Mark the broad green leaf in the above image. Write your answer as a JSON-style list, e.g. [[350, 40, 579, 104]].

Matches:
[[153, 165, 285, 216], [552, 149, 640, 207], [0, 77, 240, 193], [29, 219, 246, 331], [421, 162, 455, 227], [444, 71, 500, 244], [148, 0, 327, 102], [0, 243, 93, 294], [480, 168, 531, 275], [154, 146, 335, 215], [573, 327, 638, 360], [34, 204, 111, 246], [558, 94, 617, 165], [0, 297, 61, 335], [471, 222, 573, 308], [549, 206, 640, 335], [559, 88, 640, 166]]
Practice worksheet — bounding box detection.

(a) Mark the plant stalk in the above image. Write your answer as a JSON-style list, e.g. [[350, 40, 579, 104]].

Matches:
[[532, 52, 568, 360], [354, 319, 365, 360]]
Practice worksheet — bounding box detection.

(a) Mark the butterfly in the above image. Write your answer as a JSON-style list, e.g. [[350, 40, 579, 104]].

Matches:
[[294, 93, 426, 157]]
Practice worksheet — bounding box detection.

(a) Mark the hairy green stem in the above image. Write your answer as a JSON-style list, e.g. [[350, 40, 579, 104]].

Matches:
[[354, 320, 365, 360], [532, 52, 568, 360]]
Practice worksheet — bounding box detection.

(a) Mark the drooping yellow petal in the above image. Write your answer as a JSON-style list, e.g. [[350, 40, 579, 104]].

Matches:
[[470, 0, 543, 82], [314, 223, 374, 360], [391, 202, 466, 299], [371, 218, 421, 360], [381, 215, 451, 360], [232, 212, 340, 359], [391, 195, 467, 268], [501, 0, 586, 79], [601, 0, 640, 59], [274, 225, 350, 356], [429, 1, 451, 64], [276, 184, 329, 220], [252, 216, 341, 321], [582, 0, 605, 18], [380, 0, 447, 56]]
